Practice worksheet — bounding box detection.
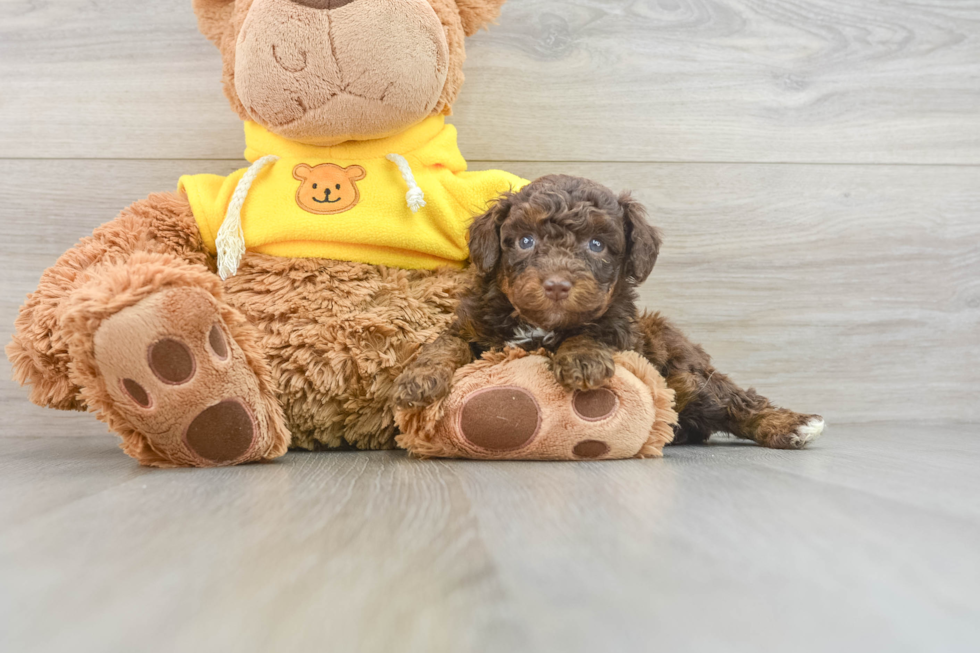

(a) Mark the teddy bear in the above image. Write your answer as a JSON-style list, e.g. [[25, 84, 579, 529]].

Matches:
[[5, 0, 679, 467]]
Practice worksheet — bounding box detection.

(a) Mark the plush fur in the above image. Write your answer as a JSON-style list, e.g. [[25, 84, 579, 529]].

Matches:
[[7, 0, 507, 466], [395, 175, 824, 449]]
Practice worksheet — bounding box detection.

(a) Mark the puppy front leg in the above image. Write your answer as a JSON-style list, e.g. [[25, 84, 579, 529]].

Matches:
[[393, 333, 473, 409], [552, 335, 616, 391]]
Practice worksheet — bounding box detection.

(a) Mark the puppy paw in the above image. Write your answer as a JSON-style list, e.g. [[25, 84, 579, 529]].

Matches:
[[788, 416, 825, 449], [759, 413, 825, 449], [393, 366, 454, 408], [553, 349, 616, 391]]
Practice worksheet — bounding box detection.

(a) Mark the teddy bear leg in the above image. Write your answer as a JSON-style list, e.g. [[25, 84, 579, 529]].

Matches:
[[59, 255, 290, 467], [7, 191, 211, 411]]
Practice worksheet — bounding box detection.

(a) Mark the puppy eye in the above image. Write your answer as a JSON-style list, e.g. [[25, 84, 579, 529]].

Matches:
[[336, 184, 341, 190], [312, 183, 318, 190], [519, 235, 536, 250], [588, 238, 605, 253]]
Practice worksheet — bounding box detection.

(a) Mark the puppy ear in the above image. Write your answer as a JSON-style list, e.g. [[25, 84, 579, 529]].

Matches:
[[619, 192, 662, 284], [293, 164, 312, 182], [468, 195, 512, 275]]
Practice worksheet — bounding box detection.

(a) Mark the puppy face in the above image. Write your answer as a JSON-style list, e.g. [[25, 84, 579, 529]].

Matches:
[[468, 175, 663, 331]]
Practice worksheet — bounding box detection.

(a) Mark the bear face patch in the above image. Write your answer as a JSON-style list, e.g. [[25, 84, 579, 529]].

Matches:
[[293, 163, 366, 215]]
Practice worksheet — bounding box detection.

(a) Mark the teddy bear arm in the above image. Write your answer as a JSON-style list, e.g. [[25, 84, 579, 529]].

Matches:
[[6, 191, 213, 410]]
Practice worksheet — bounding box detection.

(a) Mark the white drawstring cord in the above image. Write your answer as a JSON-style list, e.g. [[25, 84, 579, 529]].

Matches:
[[386, 153, 426, 212], [215, 155, 279, 280]]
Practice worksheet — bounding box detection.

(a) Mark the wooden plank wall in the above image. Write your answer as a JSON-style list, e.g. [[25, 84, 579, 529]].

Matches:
[[1, 0, 978, 432]]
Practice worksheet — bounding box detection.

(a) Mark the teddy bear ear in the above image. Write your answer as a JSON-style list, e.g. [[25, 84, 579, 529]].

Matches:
[[455, 0, 508, 37], [192, 0, 237, 48], [293, 164, 312, 181], [345, 165, 367, 182]]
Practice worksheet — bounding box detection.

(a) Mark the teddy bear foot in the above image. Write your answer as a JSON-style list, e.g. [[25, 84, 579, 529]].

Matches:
[[92, 287, 288, 467], [395, 349, 678, 461]]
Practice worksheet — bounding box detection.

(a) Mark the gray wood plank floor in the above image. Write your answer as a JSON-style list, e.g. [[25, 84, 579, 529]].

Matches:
[[2, 425, 979, 653]]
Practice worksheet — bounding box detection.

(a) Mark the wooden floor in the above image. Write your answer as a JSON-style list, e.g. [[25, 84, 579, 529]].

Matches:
[[1, 1, 979, 651], [1, 424, 979, 653]]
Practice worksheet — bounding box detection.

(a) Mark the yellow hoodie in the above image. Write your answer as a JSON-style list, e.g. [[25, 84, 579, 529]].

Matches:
[[179, 117, 526, 274]]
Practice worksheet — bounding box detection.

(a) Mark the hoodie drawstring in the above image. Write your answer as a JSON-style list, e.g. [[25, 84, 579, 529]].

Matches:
[[216, 155, 279, 280], [386, 153, 426, 212]]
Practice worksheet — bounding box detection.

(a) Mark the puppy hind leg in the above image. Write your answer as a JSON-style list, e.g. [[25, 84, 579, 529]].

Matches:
[[666, 370, 725, 445], [702, 372, 824, 449]]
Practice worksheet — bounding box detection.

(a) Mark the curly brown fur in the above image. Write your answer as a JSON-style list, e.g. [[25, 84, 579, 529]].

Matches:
[[396, 174, 823, 449]]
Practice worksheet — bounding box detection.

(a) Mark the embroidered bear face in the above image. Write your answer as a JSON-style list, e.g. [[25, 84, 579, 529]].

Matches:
[[293, 163, 367, 215]]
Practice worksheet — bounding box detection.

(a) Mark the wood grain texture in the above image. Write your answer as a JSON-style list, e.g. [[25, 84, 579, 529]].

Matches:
[[1, 426, 979, 653], [1, 0, 978, 162], [2, 160, 977, 428]]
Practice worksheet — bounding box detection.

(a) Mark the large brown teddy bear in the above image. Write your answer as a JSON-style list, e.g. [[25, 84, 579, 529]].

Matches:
[[7, 0, 526, 467]]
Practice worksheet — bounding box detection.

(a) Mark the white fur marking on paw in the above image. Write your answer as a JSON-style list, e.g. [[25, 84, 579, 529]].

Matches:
[[791, 418, 825, 448]]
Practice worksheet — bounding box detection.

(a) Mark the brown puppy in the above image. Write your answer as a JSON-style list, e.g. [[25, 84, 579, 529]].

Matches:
[[394, 175, 824, 449]]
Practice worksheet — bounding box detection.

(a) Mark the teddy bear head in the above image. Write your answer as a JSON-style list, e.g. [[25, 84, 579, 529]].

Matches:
[[193, 0, 507, 146]]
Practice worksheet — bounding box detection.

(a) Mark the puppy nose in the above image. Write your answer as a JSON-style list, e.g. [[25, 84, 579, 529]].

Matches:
[[543, 277, 573, 301], [289, 0, 359, 9]]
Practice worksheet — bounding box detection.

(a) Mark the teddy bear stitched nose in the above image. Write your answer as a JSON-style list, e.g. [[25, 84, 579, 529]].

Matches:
[[289, 0, 359, 9]]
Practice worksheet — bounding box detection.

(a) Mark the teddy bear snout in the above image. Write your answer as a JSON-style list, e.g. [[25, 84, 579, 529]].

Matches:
[[289, 0, 360, 9], [235, 0, 450, 144]]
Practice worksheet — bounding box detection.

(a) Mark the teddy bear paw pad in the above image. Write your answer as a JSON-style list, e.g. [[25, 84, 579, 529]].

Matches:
[[459, 387, 541, 452], [185, 399, 256, 464], [572, 388, 619, 421], [572, 439, 611, 459], [92, 287, 274, 466], [148, 338, 196, 384]]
